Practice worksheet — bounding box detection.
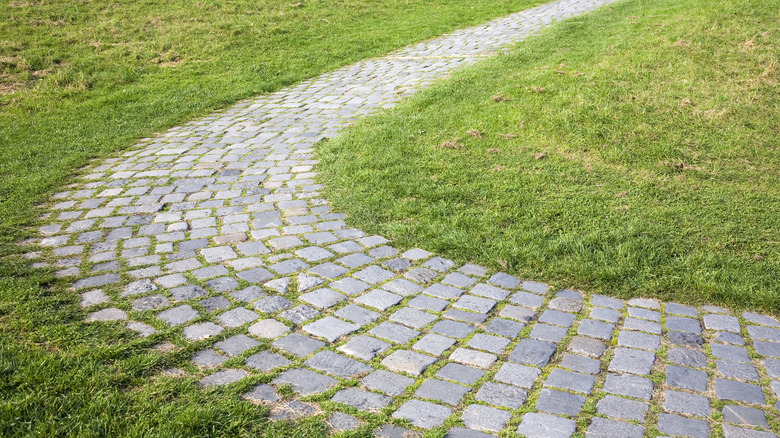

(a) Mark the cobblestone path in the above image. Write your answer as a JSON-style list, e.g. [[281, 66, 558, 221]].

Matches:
[[26, 0, 780, 436]]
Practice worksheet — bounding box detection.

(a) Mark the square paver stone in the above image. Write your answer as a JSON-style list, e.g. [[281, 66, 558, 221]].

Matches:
[[392, 399, 452, 429], [666, 365, 708, 392], [304, 350, 373, 378], [668, 347, 708, 367], [362, 370, 415, 396], [214, 334, 261, 357], [540, 309, 577, 327], [303, 316, 359, 342], [381, 278, 423, 296], [300, 288, 347, 309], [536, 388, 586, 416], [431, 320, 475, 339], [568, 336, 607, 357], [596, 395, 648, 421], [545, 369, 595, 394], [436, 363, 485, 385], [381, 350, 437, 376], [722, 405, 769, 428], [338, 335, 391, 360], [245, 350, 292, 372], [450, 348, 497, 369], [334, 304, 381, 325], [454, 295, 496, 313], [253, 295, 293, 313], [494, 362, 541, 388], [657, 413, 709, 438], [586, 417, 645, 438], [330, 277, 371, 295], [158, 305, 199, 326], [414, 379, 470, 405], [217, 307, 260, 328], [715, 378, 766, 404], [414, 333, 457, 356], [370, 322, 420, 344], [278, 305, 319, 324], [509, 339, 557, 367], [355, 290, 403, 311], [618, 330, 661, 351], [516, 413, 576, 438], [560, 354, 601, 375], [461, 404, 511, 433], [484, 317, 524, 338], [603, 373, 653, 400], [664, 389, 711, 417], [273, 368, 337, 395], [608, 348, 655, 375], [578, 319, 615, 340], [530, 323, 568, 343], [408, 294, 449, 311], [390, 307, 437, 329], [475, 381, 528, 409], [272, 333, 325, 358], [331, 388, 392, 412], [467, 333, 511, 354]]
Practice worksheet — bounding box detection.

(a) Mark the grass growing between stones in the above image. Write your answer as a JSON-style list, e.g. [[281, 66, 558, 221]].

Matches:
[[320, 0, 779, 313], [1, 1, 551, 436]]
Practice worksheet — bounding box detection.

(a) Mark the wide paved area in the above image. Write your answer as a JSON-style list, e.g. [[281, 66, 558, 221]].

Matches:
[[26, 0, 780, 436]]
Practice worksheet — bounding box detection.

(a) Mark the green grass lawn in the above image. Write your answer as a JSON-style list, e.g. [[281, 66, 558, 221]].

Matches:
[[320, 0, 779, 313], [0, 0, 547, 436]]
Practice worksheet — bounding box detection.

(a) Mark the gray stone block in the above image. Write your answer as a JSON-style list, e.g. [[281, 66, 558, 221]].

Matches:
[[273, 368, 337, 395], [245, 350, 291, 372], [461, 404, 511, 433], [664, 389, 710, 417], [723, 425, 778, 438], [617, 330, 660, 351], [657, 413, 709, 438], [331, 387, 392, 412], [712, 343, 751, 363], [355, 289, 403, 311], [467, 333, 510, 354], [744, 312, 780, 328], [381, 350, 437, 376], [508, 291, 544, 309], [668, 346, 708, 367], [157, 305, 199, 326], [192, 349, 228, 368], [666, 365, 708, 392], [484, 317, 524, 338], [715, 378, 766, 404], [544, 369, 595, 394], [578, 319, 615, 340], [334, 304, 380, 325], [530, 323, 568, 343], [494, 362, 540, 388], [704, 314, 741, 332], [723, 405, 769, 428], [277, 304, 319, 324], [253, 295, 293, 313], [487, 272, 521, 289], [568, 335, 607, 357], [470, 283, 510, 300], [183, 322, 223, 341], [603, 373, 653, 400], [624, 317, 662, 334], [338, 335, 390, 360], [585, 417, 645, 438], [244, 383, 280, 402], [596, 395, 648, 421], [668, 331, 705, 348], [199, 295, 231, 312], [327, 412, 360, 431], [217, 307, 259, 328], [436, 363, 484, 385], [300, 288, 347, 309], [370, 321, 420, 344], [305, 350, 374, 378], [362, 370, 415, 396], [390, 307, 436, 329], [548, 297, 582, 313], [307, 262, 348, 279], [509, 339, 557, 367], [666, 315, 702, 334], [330, 277, 371, 295], [408, 294, 449, 311], [717, 360, 760, 381], [755, 340, 780, 358], [414, 378, 470, 405], [131, 294, 170, 311], [449, 348, 496, 369], [392, 399, 452, 429], [404, 267, 438, 284], [381, 278, 424, 296], [414, 333, 457, 356], [536, 388, 585, 416], [200, 369, 248, 387], [431, 320, 475, 339], [516, 412, 576, 438], [303, 316, 359, 342], [214, 334, 260, 357], [272, 333, 324, 358], [475, 381, 527, 409], [608, 347, 655, 375], [560, 354, 601, 375]]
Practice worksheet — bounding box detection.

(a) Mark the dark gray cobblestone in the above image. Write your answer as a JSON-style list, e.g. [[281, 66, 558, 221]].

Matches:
[[30, 0, 780, 434]]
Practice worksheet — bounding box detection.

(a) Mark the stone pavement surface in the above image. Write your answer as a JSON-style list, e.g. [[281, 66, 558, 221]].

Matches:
[[25, 0, 780, 436]]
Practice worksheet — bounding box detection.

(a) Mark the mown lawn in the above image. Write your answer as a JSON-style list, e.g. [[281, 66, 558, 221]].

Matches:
[[320, 0, 779, 312], [0, 0, 544, 436]]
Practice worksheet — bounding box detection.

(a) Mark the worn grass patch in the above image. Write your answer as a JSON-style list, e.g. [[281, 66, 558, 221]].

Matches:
[[320, 0, 779, 312]]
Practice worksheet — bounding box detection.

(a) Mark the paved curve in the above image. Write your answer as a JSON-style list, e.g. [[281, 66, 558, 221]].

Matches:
[[27, 0, 780, 436]]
